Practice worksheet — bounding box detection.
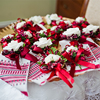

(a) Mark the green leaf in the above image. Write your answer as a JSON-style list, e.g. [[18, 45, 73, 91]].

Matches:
[[61, 55, 67, 62], [49, 47, 57, 54], [23, 43, 25, 47], [51, 39, 54, 42], [78, 64, 82, 69], [75, 45, 78, 48], [47, 35, 51, 37], [57, 51, 60, 56], [22, 36, 26, 40], [63, 58, 67, 62], [15, 51, 20, 54], [52, 44, 57, 47], [15, 33, 18, 37], [72, 52, 76, 58], [12, 27, 14, 30], [57, 28, 63, 33], [29, 38, 34, 43], [81, 54, 84, 56], [48, 27, 52, 29], [13, 37, 17, 40], [6, 39, 11, 42], [37, 61, 41, 65], [39, 33, 46, 37]]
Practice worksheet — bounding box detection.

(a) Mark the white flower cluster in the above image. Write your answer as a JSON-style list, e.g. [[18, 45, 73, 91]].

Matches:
[[3, 40, 24, 51], [28, 16, 43, 25], [82, 24, 99, 33], [44, 54, 61, 64], [75, 17, 85, 23], [66, 46, 78, 52], [33, 37, 52, 48], [62, 27, 81, 36], [16, 21, 26, 29], [3, 34, 14, 39], [24, 31, 32, 38], [45, 14, 61, 25]]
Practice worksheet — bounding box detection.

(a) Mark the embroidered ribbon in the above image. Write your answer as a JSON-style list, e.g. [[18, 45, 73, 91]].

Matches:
[[40, 63, 74, 88], [20, 47, 38, 63], [62, 48, 96, 77], [78, 35, 97, 47], [5, 53, 21, 70]]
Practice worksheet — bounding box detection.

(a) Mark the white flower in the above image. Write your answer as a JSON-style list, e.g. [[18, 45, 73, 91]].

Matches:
[[24, 31, 32, 38], [3, 40, 24, 51], [82, 24, 99, 33], [16, 21, 26, 29], [3, 34, 14, 39], [37, 29, 47, 34], [51, 26, 57, 31], [28, 16, 43, 25], [44, 54, 61, 64], [33, 37, 52, 48], [64, 20, 72, 26], [75, 17, 84, 23], [50, 14, 60, 21], [62, 28, 81, 36], [45, 14, 61, 25], [45, 14, 51, 24], [66, 46, 78, 52]]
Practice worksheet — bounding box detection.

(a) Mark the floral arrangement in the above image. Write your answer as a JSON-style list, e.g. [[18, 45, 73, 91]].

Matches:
[[72, 17, 89, 30], [0, 13, 100, 89], [45, 14, 62, 26], [60, 27, 81, 40], [82, 24, 100, 38]]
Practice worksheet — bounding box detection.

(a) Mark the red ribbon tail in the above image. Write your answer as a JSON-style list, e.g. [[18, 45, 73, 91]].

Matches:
[[24, 53, 38, 63], [56, 70, 73, 88], [15, 57, 21, 70], [5, 53, 21, 70], [70, 65, 76, 77], [60, 68, 74, 84], [85, 40, 97, 47], [47, 71, 55, 81], [77, 60, 96, 69]]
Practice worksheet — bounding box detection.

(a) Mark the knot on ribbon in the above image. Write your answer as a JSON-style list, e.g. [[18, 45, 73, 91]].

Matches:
[[20, 47, 38, 63], [5, 53, 21, 70]]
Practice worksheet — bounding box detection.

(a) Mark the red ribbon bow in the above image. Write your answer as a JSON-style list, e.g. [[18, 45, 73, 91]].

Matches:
[[20, 47, 38, 63], [5, 53, 21, 70], [62, 48, 96, 77], [40, 63, 74, 88]]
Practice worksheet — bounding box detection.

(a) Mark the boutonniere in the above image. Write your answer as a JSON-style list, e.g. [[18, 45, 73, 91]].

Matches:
[[37, 47, 74, 88], [62, 42, 96, 77], [2, 40, 38, 70], [82, 24, 100, 38], [31, 37, 53, 54], [0, 34, 14, 47], [72, 17, 89, 30], [61, 27, 81, 40], [58, 20, 72, 30], [45, 14, 62, 26]]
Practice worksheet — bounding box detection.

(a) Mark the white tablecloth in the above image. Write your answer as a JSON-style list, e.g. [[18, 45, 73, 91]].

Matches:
[[1, 70, 100, 100]]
